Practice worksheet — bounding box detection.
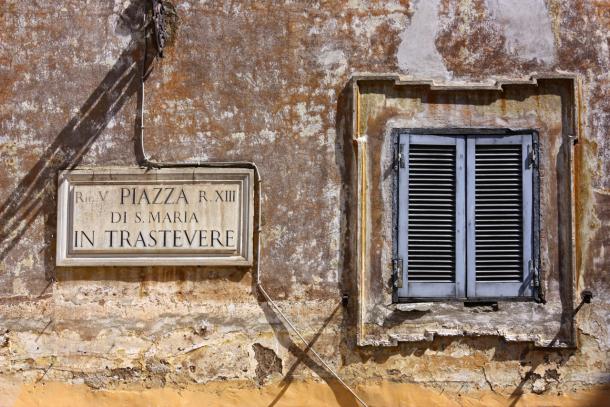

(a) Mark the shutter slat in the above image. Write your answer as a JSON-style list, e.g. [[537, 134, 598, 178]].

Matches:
[[475, 144, 523, 282], [476, 189, 520, 193], [408, 144, 456, 282], [476, 163, 522, 167], [410, 203, 454, 207], [409, 246, 453, 250], [410, 199, 454, 203]]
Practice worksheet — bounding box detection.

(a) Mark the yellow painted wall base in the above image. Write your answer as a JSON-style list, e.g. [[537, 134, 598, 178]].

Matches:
[[2, 378, 609, 407]]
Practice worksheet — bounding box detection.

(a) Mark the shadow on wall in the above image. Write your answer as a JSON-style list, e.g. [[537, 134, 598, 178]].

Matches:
[[0, 0, 154, 291], [0, 0, 250, 287], [256, 300, 362, 407]]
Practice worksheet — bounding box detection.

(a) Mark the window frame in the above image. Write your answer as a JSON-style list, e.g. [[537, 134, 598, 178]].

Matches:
[[394, 129, 540, 303]]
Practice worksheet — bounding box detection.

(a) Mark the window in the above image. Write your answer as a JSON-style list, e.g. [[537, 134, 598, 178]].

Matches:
[[395, 132, 539, 300]]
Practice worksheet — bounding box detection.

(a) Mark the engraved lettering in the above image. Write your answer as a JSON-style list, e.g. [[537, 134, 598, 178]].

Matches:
[[137, 189, 150, 204], [199, 230, 208, 247], [173, 231, 182, 247], [111, 212, 123, 223], [176, 188, 188, 204], [148, 230, 157, 246], [120, 230, 131, 247], [60, 171, 251, 265], [120, 188, 130, 204], [153, 187, 163, 204], [184, 230, 196, 246], [160, 230, 171, 247], [226, 230, 235, 247], [164, 187, 174, 204], [134, 231, 147, 247], [105, 230, 118, 248], [211, 230, 223, 247]]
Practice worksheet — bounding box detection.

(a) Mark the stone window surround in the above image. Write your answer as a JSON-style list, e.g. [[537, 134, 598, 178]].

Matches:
[[348, 74, 581, 348]]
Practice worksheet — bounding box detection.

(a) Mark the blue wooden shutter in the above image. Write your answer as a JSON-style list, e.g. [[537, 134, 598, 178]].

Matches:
[[466, 134, 534, 298], [397, 134, 466, 299]]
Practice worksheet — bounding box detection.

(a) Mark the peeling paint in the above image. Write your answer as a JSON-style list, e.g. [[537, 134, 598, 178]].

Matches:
[[397, 0, 451, 79], [486, 0, 556, 64]]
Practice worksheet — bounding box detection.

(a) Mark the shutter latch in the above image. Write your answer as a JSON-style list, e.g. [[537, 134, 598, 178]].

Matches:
[[392, 258, 403, 288], [527, 144, 538, 168], [394, 144, 405, 170]]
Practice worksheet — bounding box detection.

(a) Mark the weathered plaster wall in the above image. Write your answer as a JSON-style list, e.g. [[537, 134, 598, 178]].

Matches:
[[0, 0, 609, 405]]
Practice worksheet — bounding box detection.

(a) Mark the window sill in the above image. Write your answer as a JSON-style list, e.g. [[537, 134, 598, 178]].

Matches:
[[392, 301, 500, 313]]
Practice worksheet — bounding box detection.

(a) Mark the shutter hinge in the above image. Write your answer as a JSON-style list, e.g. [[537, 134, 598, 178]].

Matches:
[[394, 144, 405, 170], [527, 144, 538, 168], [568, 134, 578, 145], [529, 260, 540, 288], [392, 258, 403, 288]]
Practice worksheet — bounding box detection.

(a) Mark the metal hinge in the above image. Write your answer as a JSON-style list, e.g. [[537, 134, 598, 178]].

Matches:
[[394, 144, 405, 170], [568, 134, 578, 145], [392, 258, 403, 288], [527, 143, 538, 168], [529, 260, 540, 288]]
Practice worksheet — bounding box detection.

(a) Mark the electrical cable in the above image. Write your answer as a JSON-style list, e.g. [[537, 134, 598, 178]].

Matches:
[[137, 11, 369, 407]]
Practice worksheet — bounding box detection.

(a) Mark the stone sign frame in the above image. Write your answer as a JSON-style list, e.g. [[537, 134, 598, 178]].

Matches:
[[56, 167, 254, 267]]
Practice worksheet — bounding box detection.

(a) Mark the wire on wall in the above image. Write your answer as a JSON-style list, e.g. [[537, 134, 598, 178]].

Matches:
[[137, 5, 369, 406]]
